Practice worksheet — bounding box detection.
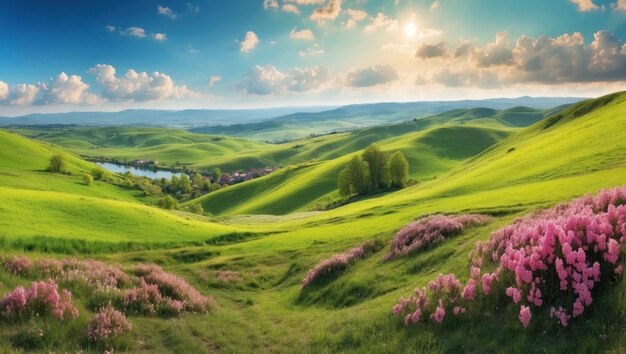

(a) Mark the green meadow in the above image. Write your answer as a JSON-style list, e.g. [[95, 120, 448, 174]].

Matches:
[[0, 93, 625, 352]]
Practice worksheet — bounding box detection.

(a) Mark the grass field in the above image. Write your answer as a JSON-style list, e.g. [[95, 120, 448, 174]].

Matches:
[[0, 94, 624, 353]]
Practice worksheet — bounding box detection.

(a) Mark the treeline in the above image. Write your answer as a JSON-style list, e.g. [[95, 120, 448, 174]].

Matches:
[[338, 144, 415, 198]]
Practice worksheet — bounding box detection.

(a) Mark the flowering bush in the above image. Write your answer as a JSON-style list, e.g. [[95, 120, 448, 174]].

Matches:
[[131, 264, 212, 313], [0, 279, 78, 321], [3, 255, 31, 276], [87, 303, 132, 343], [301, 241, 378, 289], [393, 186, 626, 328], [384, 214, 492, 261]]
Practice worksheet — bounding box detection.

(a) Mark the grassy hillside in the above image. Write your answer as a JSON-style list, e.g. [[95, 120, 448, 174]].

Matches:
[[193, 124, 513, 215]]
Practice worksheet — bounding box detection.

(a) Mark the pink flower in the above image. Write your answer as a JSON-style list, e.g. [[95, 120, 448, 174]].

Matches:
[[505, 287, 522, 303], [519, 306, 531, 328], [430, 300, 446, 324], [453, 306, 465, 315]]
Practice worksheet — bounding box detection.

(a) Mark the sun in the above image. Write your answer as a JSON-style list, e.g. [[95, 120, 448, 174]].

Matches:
[[404, 22, 417, 38]]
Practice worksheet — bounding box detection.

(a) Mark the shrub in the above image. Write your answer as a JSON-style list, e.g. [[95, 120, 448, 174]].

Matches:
[[47, 154, 67, 174], [301, 241, 379, 289], [0, 279, 78, 321], [3, 255, 31, 276], [82, 172, 93, 185], [87, 303, 132, 343], [385, 214, 492, 261], [392, 186, 626, 328]]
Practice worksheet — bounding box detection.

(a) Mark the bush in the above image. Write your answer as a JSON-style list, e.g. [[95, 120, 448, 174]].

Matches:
[[302, 241, 380, 289], [91, 166, 107, 180], [82, 172, 93, 185], [392, 186, 626, 328], [87, 303, 132, 344], [0, 279, 78, 321], [47, 154, 67, 174], [385, 214, 492, 261]]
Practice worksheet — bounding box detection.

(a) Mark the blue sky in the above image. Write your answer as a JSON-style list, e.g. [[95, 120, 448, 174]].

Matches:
[[1, 0, 626, 114]]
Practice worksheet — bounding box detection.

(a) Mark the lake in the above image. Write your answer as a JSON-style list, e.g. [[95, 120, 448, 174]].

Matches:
[[96, 162, 185, 180]]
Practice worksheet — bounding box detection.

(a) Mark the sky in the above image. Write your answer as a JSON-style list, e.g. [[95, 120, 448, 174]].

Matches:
[[1, 0, 626, 115]]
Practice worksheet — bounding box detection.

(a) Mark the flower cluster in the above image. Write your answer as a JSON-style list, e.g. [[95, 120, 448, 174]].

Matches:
[[128, 264, 211, 313], [3, 255, 32, 276], [393, 186, 626, 328], [0, 279, 78, 321], [301, 241, 376, 289], [385, 214, 492, 260], [87, 303, 132, 343]]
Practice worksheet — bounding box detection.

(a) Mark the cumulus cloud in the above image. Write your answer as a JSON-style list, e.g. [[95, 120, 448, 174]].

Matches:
[[105, 25, 116, 32], [0, 73, 98, 106], [415, 41, 447, 58], [364, 13, 399, 32], [346, 8, 367, 20], [290, 28, 315, 40], [88, 64, 197, 101], [152, 33, 167, 41], [282, 4, 301, 14], [242, 65, 331, 95], [419, 30, 626, 88], [120, 27, 147, 38], [569, 0, 601, 11], [470, 32, 514, 67], [345, 65, 399, 87], [614, 0, 626, 11], [240, 31, 260, 52], [263, 0, 278, 10], [284, 0, 325, 4], [299, 44, 325, 57], [430, 0, 440, 11], [157, 5, 177, 19], [310, 0, 342, 23]]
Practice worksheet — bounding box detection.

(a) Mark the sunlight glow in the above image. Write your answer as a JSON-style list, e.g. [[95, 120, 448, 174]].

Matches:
[[404, 22, 417, 38]]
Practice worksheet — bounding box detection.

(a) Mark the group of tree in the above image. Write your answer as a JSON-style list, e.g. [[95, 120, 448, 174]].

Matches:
[[338, 144, 410, 198]]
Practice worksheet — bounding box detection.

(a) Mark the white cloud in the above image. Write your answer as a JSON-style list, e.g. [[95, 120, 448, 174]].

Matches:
[[242, 65, 331, 95], [470, 32, 513, 67], [157, 5, 177, 19], [430, 0, 440, 11], [240, 31, 260, 53], [284, 0, 325, 4], [290, 28, 315, 40], [569, 0, 601, 11], [152, 33, 167, 41], [105, 25, 116, 32], [416, 41, 447, 59], [263, 0, 278, 9], [614, 0, 626, 10], [299, 44, 325, 57], [120, 27, 147, 38], [282, 4, 301, 14], [209, 76, 221, 86], [364, 13, 399, 33], [346, 8, 367, 20], [37, 72, 97, 105], [88, 64, 198, 101], [0, 73, 98, 106], [310, 0, 342, 23], [0, 81, 8, 100], [344, 65, 399, 87]]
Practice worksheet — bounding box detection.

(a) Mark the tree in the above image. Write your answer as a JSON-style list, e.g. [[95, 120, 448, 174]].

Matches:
[[338, 156, 371, 197], [389, 151, 409, 188], [192, 173, 204, 190], [362, 144, 389, 190], [82, 172, 93, 186], [157, 195, 178, 210], [179, 174, 192, 193], [212, 167, 222, 182], [47, 154, 67, 174], [170, 175, 179, 192]]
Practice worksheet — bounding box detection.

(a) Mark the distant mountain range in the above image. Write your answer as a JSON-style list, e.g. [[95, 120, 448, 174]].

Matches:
[[0, 97, 585, 130]]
